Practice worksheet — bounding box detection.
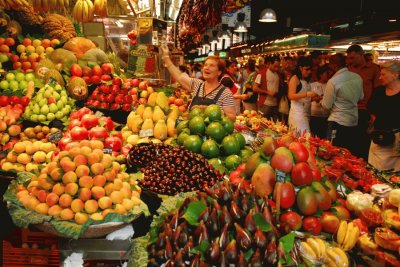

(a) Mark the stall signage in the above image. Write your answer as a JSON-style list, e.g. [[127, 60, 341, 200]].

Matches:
[[103, 148, 113, 155], [48, 130, 63, 144], [129, 48, 155, 59], [241, 48, 252, 54]]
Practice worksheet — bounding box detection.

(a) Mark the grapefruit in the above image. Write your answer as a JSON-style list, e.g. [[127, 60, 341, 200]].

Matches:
[[222, 135, 240, 156], [225, 155, 242, 170], [221, 117, 234, 134]]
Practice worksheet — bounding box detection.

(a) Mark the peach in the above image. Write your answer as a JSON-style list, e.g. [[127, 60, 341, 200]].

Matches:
[[79, 176, 93, 188], [60, 208, 75, 220], [17, 153, 31, 165], [113, 178, 123, 190], [27, 180, 39, 189], [26, 163, 39, 172], [62, 171, 77, 184], [112, 162, 120, 173], [87, 153, 100, 165], [74, 212, 89, 225], [79, 140, 91, 148], [27, 196, 40, 210], [46, 193, 59, 207], [50, 168, 63, 181], [48, 205, 62, 217], [16, 190, 29, 200], [130, 196, 142, 206], [60, 157, 76, 172], [91, 186, 105, 199], [110, 191, 124, 204], [59, 194, 72, 208], [25, 145, 39, 155], [35, 203, 49, 214], [102, 209, 114, 217], [122, 182, 131, 190], [39, 142, 54, 153], [71, 199, 84, 213], [84, 199, 99, 214], [6, 151, 18, 163], [92, 149, 104, 159], [36, 189, 48, 203], [75, 165, 90, 178], [20, 195, 32, 208], [73, 155, 87, 167], [58, 150, 70, 159], [93, 175, 106, 187], [114, 204, 127, 215], [90, 140, 104, 150], [47, 162, 58, 174], [65, 183, 79, 196], [122, 198, 134, 211], [120, 187, 132, 199], [52, 183, 65, 196], [78, 188, 92, 201], [32, 151, 46, 163], [90, 163, 104, 175], [8, 125, 21, 136], [80, 146, 92, 157], [103, 170, 116, 182], [101, 155, 113, 169], [13, 142, 26, 153], [38, 178, 53, 191], [98, 196, 112, 210], [68, 147, 81, 157], [104, 183, 115, 196], [90, 212, 104, 221]]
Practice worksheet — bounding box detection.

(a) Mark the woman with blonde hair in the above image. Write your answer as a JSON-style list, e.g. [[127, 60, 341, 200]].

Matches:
[[368, 60, 400, 171]]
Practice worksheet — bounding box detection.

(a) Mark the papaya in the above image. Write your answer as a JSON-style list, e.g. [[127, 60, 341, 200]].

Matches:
[[167, 118, 177, 137], [142, 107, 153, 120], [152, 106, 165, 122], [130, 115, 143, 133], [147, 92, 158, 107], [154, 120, 167, 141], [136, 105, 145, 117], [141, 119, 154, 132], [156, 92, 169, 111]]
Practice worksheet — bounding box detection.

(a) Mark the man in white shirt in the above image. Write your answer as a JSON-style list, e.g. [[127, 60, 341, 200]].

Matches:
[[253, 56, 280, 120], [321, 53, 364, 152]]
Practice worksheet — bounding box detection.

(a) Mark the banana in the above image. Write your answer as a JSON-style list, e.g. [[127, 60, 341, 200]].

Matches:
[[306, 238, 322, 260], [315, 238, 327, 260], [332, 247, 349, 267], [336, 220, 348, 245], [82, 0, 89, 22], [342, 222, 360, 251], [324, 253, 338, 267], [87, 0, 94, 21], [73, 0, 83, 22], [300, 241, 317, 262]]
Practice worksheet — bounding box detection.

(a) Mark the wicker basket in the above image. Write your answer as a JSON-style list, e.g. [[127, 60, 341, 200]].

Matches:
[[34, 222, 128, 239]]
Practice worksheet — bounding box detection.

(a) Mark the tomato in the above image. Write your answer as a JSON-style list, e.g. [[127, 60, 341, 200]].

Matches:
[[0, 95, 8, 106], [302, 216, 322, 235], [58, 136, 71, 150], [81, 114, 99, 129], [101, 63, 113, 74], [273, 182, 296, 209], [9, 96, 20, 105], [70, 126, 89, 141], [19, 96, 30, 107], [89, 126, 108, 139]]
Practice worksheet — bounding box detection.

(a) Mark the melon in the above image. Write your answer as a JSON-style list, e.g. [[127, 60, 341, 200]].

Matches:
[[68, 77, 88, 100]]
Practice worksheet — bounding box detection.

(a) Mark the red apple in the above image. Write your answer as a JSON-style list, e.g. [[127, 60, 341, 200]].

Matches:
[[110, 85, 119, 95], [138, 81, 148, 90], [82, 66, 92, 76], [129, 88, 138, 95], [92, 65, 103, 76], [130, 79, 140, 87], [70, 126, 88, 141], [110, 103, 120, 110], [270, 147, 294, 173], [124, 95, 132, 104], [81, 114, 99, 129], [289, 142, 309, 163], [101, 74, 112, 81], [115, 94, 125, 105], [91, 75, 101, 84], [291, 162, 313, 186], [68, 119, 81, 130], [138, 98, 147, 104], [280, 211, 302, 233], [101, 63, 114, 74], [302, 216, 322, 235], [320, 212, 340, 233], [82, 76, 91, 84], [105, 94, 114, 103], [174, 98, 184, 106], [112, 77, 122, 85], [122, 104, 131, 111], [100, 102, 109, 109]]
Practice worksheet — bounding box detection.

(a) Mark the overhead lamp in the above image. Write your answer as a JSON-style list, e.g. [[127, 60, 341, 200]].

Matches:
[[234, 21, 248, 32], [259, 8, 277, 22]]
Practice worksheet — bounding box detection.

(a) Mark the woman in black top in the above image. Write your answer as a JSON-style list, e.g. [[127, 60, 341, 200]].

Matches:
[[235, 60, 258, 111], [368, 61, 400, 171]]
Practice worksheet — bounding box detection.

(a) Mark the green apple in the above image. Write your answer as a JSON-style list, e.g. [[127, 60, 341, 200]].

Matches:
[[30, 114, 38, 121], [55, 111, 64, 120], [64, 104, 71, 113], [38, 114, 47, 122], [24, 109, 31, 118], [25, 73, 35, 82], [9, 81, 19, 91], [0, 80, 9, 90], [19, 80, 28, 90], [49, 103, 58, 113], [62, 107, 69, 115], [55, 84, 62, 91], [6, 73, 15, 82], [0, 54, 9, 63], [56, 100, 64, 110], [53, 92, 60, 101], [32, 104, 40, 114], [60, 96, 67, 104], [36, 93, 44, 102], [40, 105, 49, 115], [60, 91, 67, 97], [38, 98, 47, 107], [15, 72, 25, 82], [47, 113, 55, 121], [44, 89, 53, 98]]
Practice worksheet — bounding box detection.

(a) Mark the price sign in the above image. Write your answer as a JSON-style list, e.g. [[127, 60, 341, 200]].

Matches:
[[241, 131, 256, 144], [0, 149, 10, 160], [139, 129, 154, 138], [275, 169, 286, 183], [103, 148, 113, 155], [48, 130, 63, 144]]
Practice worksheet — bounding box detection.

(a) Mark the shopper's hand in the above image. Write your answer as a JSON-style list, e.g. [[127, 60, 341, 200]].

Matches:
[[307, 91, 318, 98], [160, 44, 170, 57]]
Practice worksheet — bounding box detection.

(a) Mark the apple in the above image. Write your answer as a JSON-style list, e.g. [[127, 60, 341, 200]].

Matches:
[[82, 76, 91, 84], [105, 94, 114, 103], [302, 216, 322, 235], [115, 94, 125, 105], [260, 136, 277, 156], [110, 103, 120, 110], [291, 162, 313, 186], [320, 212, 340, 233], [130, 79, 140, 87], [101, 63, 113, 74], [92, 66, 103, 76], [110, 85, 119, 95], [270, 147, 294, 173], [91, 75, 101, 84], [100, 102, 109, 109], [280, 211, 302, 233], [82, 66, 92, 76], [70, 64, 83, 77], [138, 98, 147, 104], [138, 81, 148, 90], [101, 74, 111, 81], [112, 77, 122, 85], [122, 104, 131, 111], [140, 90, 148, 98], [25, 73, 35, 82]]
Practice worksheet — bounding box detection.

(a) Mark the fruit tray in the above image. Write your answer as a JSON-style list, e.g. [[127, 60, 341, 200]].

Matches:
[[34, 221, 129, 239], [21, 118, 65, 130], [86, 107, 130, 125]]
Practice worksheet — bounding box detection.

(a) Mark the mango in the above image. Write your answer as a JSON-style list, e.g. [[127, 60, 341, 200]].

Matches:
[[251, 163, 275, 197]]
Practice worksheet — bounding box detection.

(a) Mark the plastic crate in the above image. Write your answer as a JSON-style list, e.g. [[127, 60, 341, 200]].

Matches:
[[21, 228, 59, 247], [2, 240, 60, 267]]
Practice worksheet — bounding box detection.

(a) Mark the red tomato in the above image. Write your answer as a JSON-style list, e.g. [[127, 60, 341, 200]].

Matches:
[[0, 95, 9, 106], [104, 136, 122, 151], [9, 96, 20, 105], [89, 126, 108, 139], [81, 114, 99, 129], [70, 126, 88, 141], [302, 216, 322, 235]]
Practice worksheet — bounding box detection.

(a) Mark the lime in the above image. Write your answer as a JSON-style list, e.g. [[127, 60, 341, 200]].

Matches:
[[189, 107, 204, 119], [183, 135, 203, 153], [225, 155, 242, 170], [177, 131, 190, 145], [222, 135, 240, 156], [189, 116, 205, 136], [240, 149, 254, 162], [201, 139, 220, 158], [221, 117, 234, 134], [176, 120, 189, 134], [204, 104, 222, 122], [205, 122, 226, 143], [233, 132, 246, 149]]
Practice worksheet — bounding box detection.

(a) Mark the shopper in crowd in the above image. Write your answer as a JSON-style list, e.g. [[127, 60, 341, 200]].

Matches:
[[160, 45, 236, 121], [235, 60, 258, 111], [278, 56, 296, 122], [310, 51, 323, 82], [221, 59, 241, 114], [321, 53, 363, 152], [241, 62, 250, 89], [346, 44, 381, 159], [191, 63, 203, 79], [310, 64, 331, 138], [367, 61, 400, 171], [179, 65, 190, 75], [253, 56, 280, 120]]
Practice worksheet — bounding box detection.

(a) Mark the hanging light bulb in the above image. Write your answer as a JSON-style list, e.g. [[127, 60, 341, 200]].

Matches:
[[259, 8, 277, 22], [234, 21, 248, 32]]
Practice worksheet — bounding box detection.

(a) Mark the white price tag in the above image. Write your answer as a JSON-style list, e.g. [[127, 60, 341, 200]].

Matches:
[[139, 129, 154, 138]]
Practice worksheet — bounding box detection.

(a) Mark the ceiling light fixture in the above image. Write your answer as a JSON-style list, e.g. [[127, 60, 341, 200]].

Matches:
[[259, 8, 277, 23], [234, 21, 248, 32]]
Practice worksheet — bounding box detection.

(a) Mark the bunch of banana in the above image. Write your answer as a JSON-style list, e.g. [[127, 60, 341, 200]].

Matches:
[[73, 0, 95, 23], [300, 237, 327, 263], [31, 0, 70, 12], [336, 220, 360, 251], [0, 0, 30, 11], [93, 0, 108, 17], [325, 247, 349, 267]]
